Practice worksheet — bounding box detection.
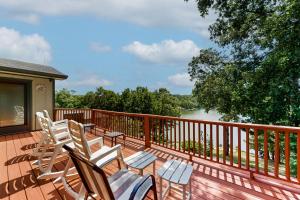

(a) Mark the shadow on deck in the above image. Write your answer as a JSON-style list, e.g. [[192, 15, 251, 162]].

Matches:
[[0, 131, 300, 200]]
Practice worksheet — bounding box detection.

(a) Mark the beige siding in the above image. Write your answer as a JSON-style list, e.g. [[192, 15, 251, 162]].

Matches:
[[0, 72, 54, 130]]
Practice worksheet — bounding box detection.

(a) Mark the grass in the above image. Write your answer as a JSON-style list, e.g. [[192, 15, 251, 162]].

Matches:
[[179, 141, 290, 177]]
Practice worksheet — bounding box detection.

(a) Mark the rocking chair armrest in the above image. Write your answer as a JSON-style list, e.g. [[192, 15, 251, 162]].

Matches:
[[90, 144, 123, 167], [87, 137, 104, 147], [57, 138, 73, 146], [54, 131, 70, 141], [129, 174, 157, 200], [52, 119, 68, 126], [51, 120, 68, 133]]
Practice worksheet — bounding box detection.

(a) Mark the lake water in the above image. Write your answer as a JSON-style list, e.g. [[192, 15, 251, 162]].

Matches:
[[181, 109, 222, 121], [179, 109, 247, 151]]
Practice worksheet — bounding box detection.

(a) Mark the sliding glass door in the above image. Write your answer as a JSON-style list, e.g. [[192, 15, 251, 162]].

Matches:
[[0, 82, 26, 127]]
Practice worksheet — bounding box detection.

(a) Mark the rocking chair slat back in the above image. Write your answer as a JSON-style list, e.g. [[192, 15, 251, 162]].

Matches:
[[36, 112, 54, 142], [64, 144, 114, 200], [68, 120, 92, 159]]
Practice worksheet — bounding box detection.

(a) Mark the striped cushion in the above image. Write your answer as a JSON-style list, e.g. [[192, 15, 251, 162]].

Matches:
[[108, 169, 142, 200]]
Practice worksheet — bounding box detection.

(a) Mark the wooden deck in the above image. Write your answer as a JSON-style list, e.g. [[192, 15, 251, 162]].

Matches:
[[1, 131, 300, 200]]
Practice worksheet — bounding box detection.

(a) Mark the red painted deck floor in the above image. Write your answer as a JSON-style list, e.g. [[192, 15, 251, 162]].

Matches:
[[1, 131, 300, 200]]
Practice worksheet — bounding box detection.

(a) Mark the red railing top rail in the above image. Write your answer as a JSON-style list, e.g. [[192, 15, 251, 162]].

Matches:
[[54, 108, 300, 132]]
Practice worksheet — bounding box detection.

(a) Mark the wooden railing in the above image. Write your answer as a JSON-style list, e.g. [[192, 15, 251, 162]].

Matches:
[[54, 108, 300, 184]]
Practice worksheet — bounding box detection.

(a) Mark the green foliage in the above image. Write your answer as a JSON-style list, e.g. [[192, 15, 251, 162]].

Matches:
[[180, 141, 211, 156], [119, 87, 154, 114], [55, 87, 197, 117], [173, 94, 199, 111], [55, 88, 83, 108], [92, 87, 120, 111], [187, 0, 300, 125], [186, 0, 300, 176], [153, 88, 180, 117]]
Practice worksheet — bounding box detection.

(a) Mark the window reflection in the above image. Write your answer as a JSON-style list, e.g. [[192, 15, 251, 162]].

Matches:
[[0, 83, 25, 127]]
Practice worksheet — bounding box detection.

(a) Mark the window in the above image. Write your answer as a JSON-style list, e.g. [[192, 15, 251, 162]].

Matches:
[[0, 83, 26, 127]]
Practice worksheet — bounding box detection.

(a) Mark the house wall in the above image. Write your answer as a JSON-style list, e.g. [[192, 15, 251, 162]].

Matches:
[[0, 72, 54, 131]]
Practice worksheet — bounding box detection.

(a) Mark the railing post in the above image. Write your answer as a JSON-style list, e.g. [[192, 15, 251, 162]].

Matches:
[[53, 108, 57, 121], [144, 116, 151, 148], [297, 131, 300, 183]]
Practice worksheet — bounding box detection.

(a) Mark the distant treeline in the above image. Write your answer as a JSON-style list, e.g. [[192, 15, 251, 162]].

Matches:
[[55, 87, 199, 117]]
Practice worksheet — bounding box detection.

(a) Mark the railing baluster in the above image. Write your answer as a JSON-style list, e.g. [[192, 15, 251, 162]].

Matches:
[[210, 124, 213, 161], [204, 123, 207, 159], [198, 123, 201, 157], [174, 120, 177, 150], [285, 131, 290, 180], [162, 119, 165, 147], [297, 131, 300, 183], [169, 120, 172, 147], [131, 117, 134, 138], [126, 116, 128, 136], [193, 122, 196, 156], [238, 127, 241, 168], [230, 126, 233, 166], [183, 121, 186, 152], [254, 129, 259, 173], [223, 126, 226, 164], [166, 119, 169, 148], [216, 125, 219, 162], [179, 121, 181, 152], [264, 129, 268, 175], [188, 122, 191, 155]]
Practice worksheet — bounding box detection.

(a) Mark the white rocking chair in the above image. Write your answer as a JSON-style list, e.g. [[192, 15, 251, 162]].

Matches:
[[34, 113, 103, 181], [59, 120, 123, 200], [34, 114, 76, 180], [32, 112, 69, 158], [43, 110, 69, 133]]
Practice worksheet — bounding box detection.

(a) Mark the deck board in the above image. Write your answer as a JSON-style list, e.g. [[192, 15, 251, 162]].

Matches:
[[13, 134, 45, 200], [21, 132, 63, 200], [1, 131, 300, 200], [6, 135, 27, 200], [0, 136, 9, 200]]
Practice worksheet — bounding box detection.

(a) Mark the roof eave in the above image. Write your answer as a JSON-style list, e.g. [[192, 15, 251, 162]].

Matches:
[[0, 66, 68, 80]]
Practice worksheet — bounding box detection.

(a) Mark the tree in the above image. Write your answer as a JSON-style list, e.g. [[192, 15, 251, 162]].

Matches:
[[92, 87, 120, 111], [119, 87, 153, 113], [153, 88, 180, 117], [173, 94, 199, 110], [187, 0, 300, 174], [81, 91, 96, 108], [55, 87, 193, 117], [187, 0, 300, 126], [55, 88, 82, 108]]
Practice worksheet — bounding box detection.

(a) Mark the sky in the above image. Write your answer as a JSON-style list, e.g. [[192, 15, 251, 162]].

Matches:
[[0, 0, 215, 95]]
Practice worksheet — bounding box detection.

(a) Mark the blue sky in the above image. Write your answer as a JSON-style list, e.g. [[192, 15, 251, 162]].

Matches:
[[0, 0, 215, 94]]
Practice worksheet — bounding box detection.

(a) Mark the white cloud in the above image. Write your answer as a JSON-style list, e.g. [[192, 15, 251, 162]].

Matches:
[[90, 42, 111, 53], [12, 13, 40, 24], [0, 27, 51, 64], [0, 0, 215, 36], [58, 76, 112, 88], [168, 73, 194, 87], [123, 40, 200, 64]]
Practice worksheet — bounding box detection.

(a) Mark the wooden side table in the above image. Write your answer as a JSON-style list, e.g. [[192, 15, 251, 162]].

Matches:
[[157, 160, 193, 200], [124, 151, 157, 175], [104, 131, 125, 147]]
